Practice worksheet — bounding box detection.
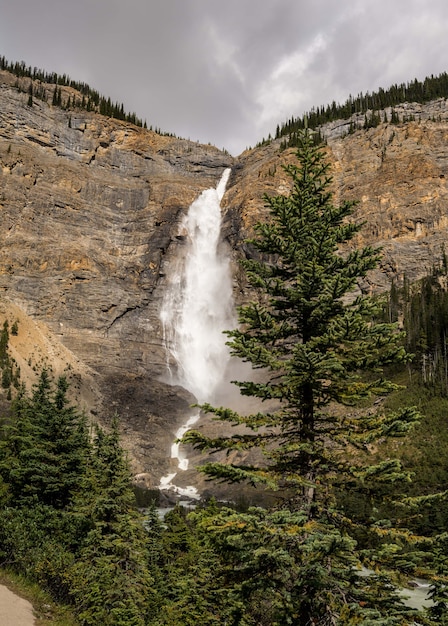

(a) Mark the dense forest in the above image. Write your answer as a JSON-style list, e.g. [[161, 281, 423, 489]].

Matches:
[[1, 132, 448, 624]]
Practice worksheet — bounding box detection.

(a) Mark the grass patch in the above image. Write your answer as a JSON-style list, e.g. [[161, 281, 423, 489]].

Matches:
[[382, 378, 448, 485], [0, 568, 78, 625]]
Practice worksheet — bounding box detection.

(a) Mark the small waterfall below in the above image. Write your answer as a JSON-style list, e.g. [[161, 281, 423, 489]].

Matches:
[[159, 168, 234, 499]]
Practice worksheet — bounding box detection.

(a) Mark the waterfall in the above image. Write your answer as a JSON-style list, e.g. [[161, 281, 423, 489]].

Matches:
[[159, 168, 234, 498]]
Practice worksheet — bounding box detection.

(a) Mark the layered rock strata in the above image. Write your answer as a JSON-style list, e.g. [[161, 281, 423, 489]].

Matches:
[[2, 69, 448, 487], [0, 73, 232, 479]]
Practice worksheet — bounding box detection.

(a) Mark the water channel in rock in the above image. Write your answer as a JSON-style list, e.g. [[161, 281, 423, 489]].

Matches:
[[159, 168, 234, 499]]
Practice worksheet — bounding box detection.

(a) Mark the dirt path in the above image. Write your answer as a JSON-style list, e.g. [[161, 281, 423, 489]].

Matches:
[[0, 584, 35, 625]]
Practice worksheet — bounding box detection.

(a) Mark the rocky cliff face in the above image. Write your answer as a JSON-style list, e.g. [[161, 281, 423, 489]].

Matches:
[[0, 70, 232, 481], [2, 69, 448, 488], [222, 102, 448, 308]]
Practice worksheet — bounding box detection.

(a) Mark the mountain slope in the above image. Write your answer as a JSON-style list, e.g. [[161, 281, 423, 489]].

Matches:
[[0, 68, 232, 482], [2, 66, 448, 488]]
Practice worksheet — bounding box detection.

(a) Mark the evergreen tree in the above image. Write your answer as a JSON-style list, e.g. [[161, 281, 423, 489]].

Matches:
[[0, 320, 9, 367], [151, 503, 238, 625], [0, 372, 92, 599], [27, 83, 33, 107], [0, 370, 89, 508], [68, 418, 152, 625], [427, 530, 448, 623], [185, 130, 426, 624]]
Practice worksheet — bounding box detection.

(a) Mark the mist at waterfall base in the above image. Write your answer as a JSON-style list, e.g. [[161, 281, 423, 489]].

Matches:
[[159, 168, 252, 500]]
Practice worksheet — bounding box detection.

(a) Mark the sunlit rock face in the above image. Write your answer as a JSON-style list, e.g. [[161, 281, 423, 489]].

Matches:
[[2, 66, 448, 488]]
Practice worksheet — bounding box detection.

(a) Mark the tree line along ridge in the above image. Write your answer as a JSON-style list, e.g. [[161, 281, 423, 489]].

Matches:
[[255, 70, 448, 150], [0, 56, 176, 137], [4, 55, 448, 152]]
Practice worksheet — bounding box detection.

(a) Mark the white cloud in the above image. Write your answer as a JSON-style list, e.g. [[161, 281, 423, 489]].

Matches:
[[255, 33, 329, 135]]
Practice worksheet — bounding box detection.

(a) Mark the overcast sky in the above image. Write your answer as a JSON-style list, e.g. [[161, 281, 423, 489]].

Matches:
[[1, 1, 447, 155]]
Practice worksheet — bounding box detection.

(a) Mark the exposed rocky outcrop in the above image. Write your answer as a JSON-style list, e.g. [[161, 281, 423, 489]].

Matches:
[[2, 68, 448, 489]]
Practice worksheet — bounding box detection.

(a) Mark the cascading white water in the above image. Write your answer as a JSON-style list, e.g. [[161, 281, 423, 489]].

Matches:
[[159, 168, 234, 497]]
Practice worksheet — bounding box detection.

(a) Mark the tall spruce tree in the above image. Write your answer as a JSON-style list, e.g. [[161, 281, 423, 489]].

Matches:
[[68, 419, 152, 625], [0, 371, 91, 598], [184, 131, 429, 624], [0, 370, 89, 509]]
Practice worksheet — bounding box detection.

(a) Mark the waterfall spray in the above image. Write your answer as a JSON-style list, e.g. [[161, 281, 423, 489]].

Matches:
[[159, 169, 234, 497]]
